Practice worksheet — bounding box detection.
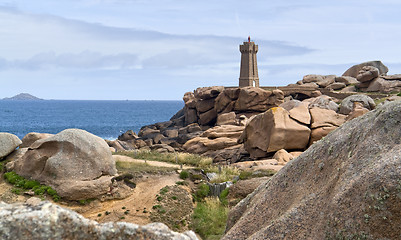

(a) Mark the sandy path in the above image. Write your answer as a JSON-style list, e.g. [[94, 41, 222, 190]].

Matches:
[[65, 173, 180, 225], [112, 155, 193, 170]]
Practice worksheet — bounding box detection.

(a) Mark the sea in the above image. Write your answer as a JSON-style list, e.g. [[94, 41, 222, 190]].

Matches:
[[0, 100, 184, 140]]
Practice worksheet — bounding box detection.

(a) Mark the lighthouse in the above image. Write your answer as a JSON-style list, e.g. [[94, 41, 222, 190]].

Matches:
[[239, 36, 259, 87]]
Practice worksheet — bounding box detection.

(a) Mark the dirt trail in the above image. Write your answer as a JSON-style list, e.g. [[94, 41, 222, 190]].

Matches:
[[113, 155, 193, 170], [64, 173, 180, 225]]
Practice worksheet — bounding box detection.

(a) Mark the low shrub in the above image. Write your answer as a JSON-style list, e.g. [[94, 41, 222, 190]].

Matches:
[[4, 171, 60, 202], [179, 170, 189, 180], [194, 183, 210, 202]]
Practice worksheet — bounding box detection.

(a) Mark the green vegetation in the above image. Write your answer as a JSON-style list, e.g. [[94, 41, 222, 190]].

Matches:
[[3, 171, 60, 201], [175, 181, 187, 186], [160, 186, 169, 195], [397, 92, 401, 97], [115, 161, 176, 173], [219, 188, 229, 206], [192, 197, 229, 240], [194, 183, 210, 202], [114, 150, 212, 167], [179, 170, 189, 180]]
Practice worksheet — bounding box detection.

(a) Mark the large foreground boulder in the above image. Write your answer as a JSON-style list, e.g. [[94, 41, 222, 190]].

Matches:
[[238, 107, 310, 158], [11, 129, 117, 200], [0, 133, 21, 158], [223, 100, 401, 239], [0, 201, 197, 240]]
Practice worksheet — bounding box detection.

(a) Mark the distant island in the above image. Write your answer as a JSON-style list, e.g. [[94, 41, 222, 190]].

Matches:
[[2, 93, 43, 100]]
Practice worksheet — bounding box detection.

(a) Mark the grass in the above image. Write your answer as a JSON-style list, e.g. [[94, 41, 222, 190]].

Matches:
[[3, 171, 60, 201], [194, 183, 210, 202], [192, 197, 229, 240], [115, 161, 177, 173], [114, 150, 213, 168]]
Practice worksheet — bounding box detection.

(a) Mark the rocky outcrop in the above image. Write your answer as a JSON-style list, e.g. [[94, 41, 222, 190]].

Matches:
[[339, 94, 376, 115], [342, 60, 388, 78], [10, 129, 117, 200], [0, 133, 21, 159], [114, 86, 285, 163], [309, 107, 346, 144], [20, 132, 54, 148], [183, 125, 245, 162], [238, 107, 311, 158], [295, 61, 401, 93], [0, 201, 197, 240], [223, 100, 401, 240]]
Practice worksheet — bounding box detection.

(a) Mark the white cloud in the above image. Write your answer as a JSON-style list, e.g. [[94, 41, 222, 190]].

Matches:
[[0, 0, 401, 99]]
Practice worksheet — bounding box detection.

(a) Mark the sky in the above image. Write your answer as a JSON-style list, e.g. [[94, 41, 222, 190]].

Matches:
[[1, 0, 401, 100]]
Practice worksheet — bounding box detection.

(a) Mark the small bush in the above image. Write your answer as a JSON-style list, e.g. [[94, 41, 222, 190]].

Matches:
[[24, 180, 41, 189], [397, 92, 401, 97], [192, 197, 228, 240], [179, 170, 189, 180], [195, 183, 210, 201], [175, 181, 186, 185]]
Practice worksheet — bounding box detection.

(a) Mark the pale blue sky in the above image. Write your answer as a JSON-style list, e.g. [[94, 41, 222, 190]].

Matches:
[[1, 0, 401, 100]]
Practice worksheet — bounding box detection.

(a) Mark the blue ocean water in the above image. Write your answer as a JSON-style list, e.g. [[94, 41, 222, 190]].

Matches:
[[0, 100, 184, 140]]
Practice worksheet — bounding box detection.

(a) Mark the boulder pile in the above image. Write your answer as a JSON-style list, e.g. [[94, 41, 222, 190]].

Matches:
[[223, 100, 401, 239], [107, 86, 285, 162], [295, 60, 401, 93], [108, 61, 400, 168]]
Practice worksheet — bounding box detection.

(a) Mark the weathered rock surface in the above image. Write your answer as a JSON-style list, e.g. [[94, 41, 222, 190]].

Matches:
[[20, 132, 54, 148], [0, 201, 197, 240], [223, 100, 401, 240], [234, 87, 284, 112], [339, 94, 376, 115], [366, 77, 401, 93], [0, 133, 22, 158], [345, 102, 370, 121], [239, 107, 310, 158], [279, 100, 311, 125], [306, 95, 339, 112], [11, 129, 117, 200], [343, 60, 388, 78], [356, 66, 379, 83]]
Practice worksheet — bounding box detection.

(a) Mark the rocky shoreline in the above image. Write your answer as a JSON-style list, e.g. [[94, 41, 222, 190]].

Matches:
[[0, 60, 401, 239], [107, 60, 401, 171]]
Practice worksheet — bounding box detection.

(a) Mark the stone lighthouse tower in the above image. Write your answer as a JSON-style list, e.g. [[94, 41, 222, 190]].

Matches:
[[239, 36, 259, 87]]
